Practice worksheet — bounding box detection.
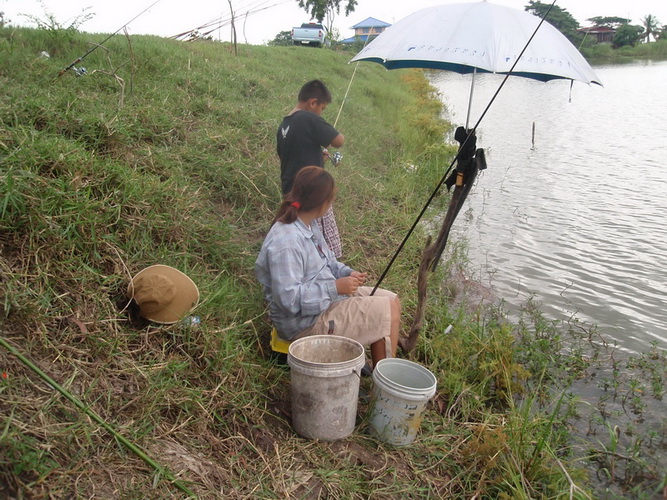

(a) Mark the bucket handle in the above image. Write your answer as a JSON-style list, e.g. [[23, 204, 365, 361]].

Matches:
[[353, 361, 373, 379]]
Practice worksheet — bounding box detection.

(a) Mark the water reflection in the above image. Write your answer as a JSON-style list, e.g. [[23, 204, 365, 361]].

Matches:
[[430, 61, 667, 353]]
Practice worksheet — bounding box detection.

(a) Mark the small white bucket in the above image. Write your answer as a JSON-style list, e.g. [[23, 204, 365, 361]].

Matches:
[[369, 358, 437, 446], [288, 335, 365, 440]]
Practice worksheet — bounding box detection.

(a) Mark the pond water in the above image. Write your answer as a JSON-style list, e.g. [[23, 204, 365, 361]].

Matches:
[[430, 60, 667, 354]]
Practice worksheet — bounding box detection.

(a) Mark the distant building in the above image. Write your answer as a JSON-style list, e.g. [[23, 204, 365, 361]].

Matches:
[[578, 26, 616, 44], [341, 17, 391, 44]]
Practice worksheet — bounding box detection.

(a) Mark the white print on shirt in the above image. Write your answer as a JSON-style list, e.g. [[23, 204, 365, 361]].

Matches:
[[281, 126, 290, 139]]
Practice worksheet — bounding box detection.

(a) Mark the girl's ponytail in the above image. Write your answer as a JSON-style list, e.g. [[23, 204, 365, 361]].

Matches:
[[274, 167, 335, 225]]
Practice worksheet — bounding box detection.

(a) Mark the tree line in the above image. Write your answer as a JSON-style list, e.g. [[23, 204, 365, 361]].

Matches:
[[525, 1, 663, 48]]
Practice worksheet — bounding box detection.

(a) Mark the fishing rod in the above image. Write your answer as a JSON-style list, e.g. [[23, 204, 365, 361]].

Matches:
[[371, 0, 558, 294], [322, 30, 376, 168], [58, 0, 163, 77], [334, 26, 378, 129]]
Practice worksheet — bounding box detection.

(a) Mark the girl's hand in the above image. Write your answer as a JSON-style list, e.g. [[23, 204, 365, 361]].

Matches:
[[350, 271, 368, 284], [336, 276, 361, 295]]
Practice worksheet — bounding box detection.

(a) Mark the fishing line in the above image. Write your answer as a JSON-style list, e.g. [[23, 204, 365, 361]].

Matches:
[[371, 0, 559, 294], [334, 28, 381, 128], [58, 0, 163, 77], [333, 62, 359, 129], [172, 0, 289, 40], [201, 2, 284, 39]]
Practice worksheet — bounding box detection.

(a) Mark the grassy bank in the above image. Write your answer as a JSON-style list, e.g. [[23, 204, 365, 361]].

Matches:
[[1, 27, 665, 498]]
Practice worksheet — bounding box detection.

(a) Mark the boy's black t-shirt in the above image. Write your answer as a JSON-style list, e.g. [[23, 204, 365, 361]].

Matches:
[[276, 110, 340, 194]]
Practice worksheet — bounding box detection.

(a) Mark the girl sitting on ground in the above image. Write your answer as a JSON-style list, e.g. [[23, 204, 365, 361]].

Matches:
[[255, 166, 400, 367]]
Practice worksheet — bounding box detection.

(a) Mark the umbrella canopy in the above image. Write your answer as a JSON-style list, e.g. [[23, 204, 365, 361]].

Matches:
[[351, 1, 602, 86]]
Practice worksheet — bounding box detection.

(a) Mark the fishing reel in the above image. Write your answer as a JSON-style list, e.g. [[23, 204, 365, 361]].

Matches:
[[72, 66, 87, 77], [330, 151, 342, 166]]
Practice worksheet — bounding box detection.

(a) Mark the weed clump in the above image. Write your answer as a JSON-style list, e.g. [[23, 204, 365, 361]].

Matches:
[[1, 26, 665, 499]]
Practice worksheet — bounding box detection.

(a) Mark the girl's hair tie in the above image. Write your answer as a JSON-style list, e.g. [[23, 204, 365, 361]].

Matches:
[[290, 201, 301, 209]]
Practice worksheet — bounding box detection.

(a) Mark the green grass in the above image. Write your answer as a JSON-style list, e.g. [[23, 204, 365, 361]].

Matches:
[[1, 25, 665, 498], [581, 39, 667, 62]]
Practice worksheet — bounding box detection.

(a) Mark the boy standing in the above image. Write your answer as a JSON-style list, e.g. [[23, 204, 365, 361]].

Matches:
[[277, 79, 345, 257]]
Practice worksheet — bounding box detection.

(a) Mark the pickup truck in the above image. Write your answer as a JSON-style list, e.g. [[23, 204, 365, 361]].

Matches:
[[291, 22, 327, 47]]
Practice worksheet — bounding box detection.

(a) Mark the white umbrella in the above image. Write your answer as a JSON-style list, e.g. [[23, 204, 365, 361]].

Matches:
[[351, 1, 602, 86], [355, 2, 602, 352]]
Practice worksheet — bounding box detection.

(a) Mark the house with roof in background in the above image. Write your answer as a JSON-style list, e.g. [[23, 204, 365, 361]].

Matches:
[[577, 25, 616, 44], [341, 17, 391, 44]]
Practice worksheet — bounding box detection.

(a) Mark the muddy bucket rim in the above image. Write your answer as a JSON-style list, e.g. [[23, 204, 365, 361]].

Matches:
[[288, 335, 365, 377]]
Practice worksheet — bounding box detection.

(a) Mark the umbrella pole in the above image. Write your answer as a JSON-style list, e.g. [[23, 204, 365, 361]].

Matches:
[[465, 68, 477, 130]]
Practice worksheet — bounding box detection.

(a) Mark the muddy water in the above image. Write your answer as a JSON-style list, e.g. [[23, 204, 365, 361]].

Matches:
[[429, 61, 667, 496], [430, 61, 667, 354]]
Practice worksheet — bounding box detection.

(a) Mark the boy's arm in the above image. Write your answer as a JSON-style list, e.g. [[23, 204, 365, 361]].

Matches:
[[313, 114, 343, 149], [329, 133, 344, 148]]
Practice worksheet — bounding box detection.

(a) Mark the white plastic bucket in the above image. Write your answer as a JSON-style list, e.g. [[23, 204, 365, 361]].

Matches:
[[369, 358, 437, 446], [287, 335, 365, 440]]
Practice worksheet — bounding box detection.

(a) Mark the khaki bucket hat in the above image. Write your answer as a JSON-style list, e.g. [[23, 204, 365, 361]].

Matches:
[[127, 265, 199, 324]]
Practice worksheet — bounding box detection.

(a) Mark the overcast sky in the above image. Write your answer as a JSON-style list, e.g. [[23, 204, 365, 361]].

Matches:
[[1, 0, 664, 45]]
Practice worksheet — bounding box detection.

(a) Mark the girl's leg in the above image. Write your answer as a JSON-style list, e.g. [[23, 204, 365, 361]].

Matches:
[[370, 295, 400, 365]]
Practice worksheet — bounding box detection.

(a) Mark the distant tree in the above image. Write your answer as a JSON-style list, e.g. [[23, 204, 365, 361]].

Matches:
[[322, 2, 339, 40], [613, 24, 643, 48], [525, 1, 580, 44], [296, 0, 357, 23], [641, 14, 661, 42], [268, 30, 293, 46], [586, 16, 630, 28], [325, 27, 342, 47], [659, 25, 667, 41]]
